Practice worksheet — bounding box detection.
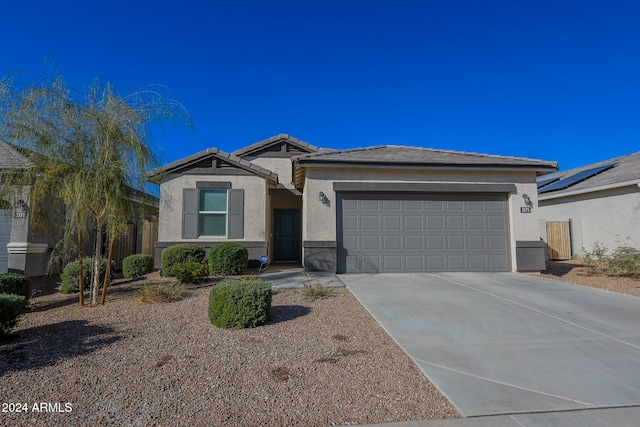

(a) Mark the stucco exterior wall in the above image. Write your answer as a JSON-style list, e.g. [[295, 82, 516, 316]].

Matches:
[[251, 157, 295, 189], [539, 185, 640, 255], [158, 173, 267, 242], [302, 167, 542, 272]]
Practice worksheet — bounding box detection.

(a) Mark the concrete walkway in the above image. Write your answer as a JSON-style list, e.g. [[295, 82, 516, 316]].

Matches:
[[341, 273, 640, 423], [258, 266, 344, 288]]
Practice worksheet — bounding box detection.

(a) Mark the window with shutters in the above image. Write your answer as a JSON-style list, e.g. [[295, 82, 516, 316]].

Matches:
[[199, 189, 227, 236]]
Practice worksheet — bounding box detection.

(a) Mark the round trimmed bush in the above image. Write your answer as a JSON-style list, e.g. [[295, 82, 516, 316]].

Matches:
[[0, 293, 28, 336], [172, 261, 209, 284], [60, 258, 113, 294], [122, 254, 154, 279], [208, 279, 272, 329], [0, 273, 30, 298], [161, 244, 206, 277], [208, 242, 248, 276]]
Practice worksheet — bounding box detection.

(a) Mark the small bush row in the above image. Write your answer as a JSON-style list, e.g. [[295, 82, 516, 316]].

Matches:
[[0, 273, 30, 336], [160, 243, 249, 282]]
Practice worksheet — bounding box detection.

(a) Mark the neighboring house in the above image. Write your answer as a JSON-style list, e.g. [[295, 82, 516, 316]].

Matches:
[[538, 152, 640, 259], [0, 140, 159, 276], [148, 134, 557, 273]]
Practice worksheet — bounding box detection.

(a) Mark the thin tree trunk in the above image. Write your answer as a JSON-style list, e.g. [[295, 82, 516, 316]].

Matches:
[[77, 228, 84, 306], [100, 234, 116, 305], [91, 220, 103, 306]]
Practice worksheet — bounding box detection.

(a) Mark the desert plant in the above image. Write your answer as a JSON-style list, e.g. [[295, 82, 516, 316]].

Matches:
[[606, 246, 640, 278], [122, 254, 154, 279], [300, 282, 334, 300], [172, 261, 209, 284], [134, 281, 188, 303], [208, 242, 248, 276], [60, 258, 113, 294], [208, 279, 272, 329], [0, 273, 30, 298], [0, 293, 28, 336], [582, 241, 609, 272], [161, 244, 206, 277]]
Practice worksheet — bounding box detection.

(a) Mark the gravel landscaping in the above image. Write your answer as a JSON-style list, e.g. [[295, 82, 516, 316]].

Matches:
[[0, 272, 459, 426], [541, 259, 640, 297]]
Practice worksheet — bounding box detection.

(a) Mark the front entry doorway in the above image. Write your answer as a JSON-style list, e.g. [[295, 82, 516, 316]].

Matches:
[[273, 209, 300, 262]]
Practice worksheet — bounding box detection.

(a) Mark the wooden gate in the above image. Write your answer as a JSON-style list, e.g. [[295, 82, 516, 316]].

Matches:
[[546, 221, 572, 260]]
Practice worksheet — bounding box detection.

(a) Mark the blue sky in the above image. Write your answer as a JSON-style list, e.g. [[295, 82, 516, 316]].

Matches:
[[2, 0, 639, 173]]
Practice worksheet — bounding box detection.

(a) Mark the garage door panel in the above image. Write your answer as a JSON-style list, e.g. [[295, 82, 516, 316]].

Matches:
[[468, 255, 487, 270], [468, 235, 487, 250], [427, 216, 444, 230], [489, 255, 508, 270], [427, 255, 446, 270], [406, 256, 424, 270], [405, 200, 422, 210], [467, 216, 485, 230], [426, 236, 445, 250], [383, 235, 402, 250], [383, 200, 401, 210], [447, 235, 465, 250], [405, 235, 424, 250], [447, 255, 466, 270], [361, 216, 380, 230], [447, 216, 464, 231], [361, 235, 380, 250], [489, 235, 507, 250], [405, 216, 423, 230], [488, 216, 506, 231], [338, 194, 509, 273], [383, 216, 401, 230], [383, 255, 402, 271]]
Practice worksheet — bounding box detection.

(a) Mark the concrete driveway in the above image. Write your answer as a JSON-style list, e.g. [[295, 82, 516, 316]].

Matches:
[[341, 273, 640, 418]]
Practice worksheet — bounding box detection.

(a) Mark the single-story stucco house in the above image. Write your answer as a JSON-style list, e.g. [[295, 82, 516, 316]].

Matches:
[[0, 140, 159, 276], [538, 151, 640, 259], [148, 134, 558, 273]]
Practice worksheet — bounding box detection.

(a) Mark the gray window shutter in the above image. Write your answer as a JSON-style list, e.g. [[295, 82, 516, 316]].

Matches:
[[227, 189, 244, 239], [182, 188, 198, 238]]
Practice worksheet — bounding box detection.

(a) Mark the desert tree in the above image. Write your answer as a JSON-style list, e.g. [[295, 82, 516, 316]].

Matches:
[[0, 64, 191, 305]]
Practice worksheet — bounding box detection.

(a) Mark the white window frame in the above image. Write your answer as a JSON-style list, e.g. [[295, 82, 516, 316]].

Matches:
[[198, 189, 228, 237]]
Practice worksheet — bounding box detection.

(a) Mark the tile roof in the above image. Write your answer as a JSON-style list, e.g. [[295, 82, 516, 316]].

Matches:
[[147, 147, 278, 183], [537, 151, 640, 197], [232, 134, 318, 157], [294, 145, 558, 171], [0, 140, 32, 169]]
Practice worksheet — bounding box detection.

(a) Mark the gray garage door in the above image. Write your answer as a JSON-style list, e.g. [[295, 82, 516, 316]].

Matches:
[[337, 193, 509, 273]]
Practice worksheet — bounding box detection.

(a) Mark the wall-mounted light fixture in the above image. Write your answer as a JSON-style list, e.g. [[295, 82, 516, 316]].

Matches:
[[522, 193, 533, 208], [318, 191, 330, 206]]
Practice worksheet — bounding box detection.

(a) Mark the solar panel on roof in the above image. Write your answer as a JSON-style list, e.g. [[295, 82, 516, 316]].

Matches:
[[539, 163, 616, 193], [537, 176, 560, 189]]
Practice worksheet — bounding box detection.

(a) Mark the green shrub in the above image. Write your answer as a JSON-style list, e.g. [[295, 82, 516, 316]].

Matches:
[[122, 254, 154, 279], [606, 246, 640, 278], [0, 293, 28, 336], [162, 244, 206, 277], [208, 279, 272, 329], [208, 242, 249, 276], [172, 261, 209, 284], [0, 273, 30, 298], [134, 282, 188, 303], [60, 258, 113, 294]]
